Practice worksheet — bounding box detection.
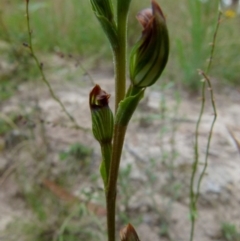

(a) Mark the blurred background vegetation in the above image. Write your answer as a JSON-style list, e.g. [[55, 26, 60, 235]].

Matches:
[[0, 0, 239, 93]]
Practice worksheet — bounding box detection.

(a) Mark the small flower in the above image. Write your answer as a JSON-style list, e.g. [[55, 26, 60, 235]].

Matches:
[[89, 85, 114, 144], [219, 0, 240, 17], [224, 9, 237, 17], [90, 84, 111, 109], [120, 224, 140, 241], [129, 0, 169, 88]]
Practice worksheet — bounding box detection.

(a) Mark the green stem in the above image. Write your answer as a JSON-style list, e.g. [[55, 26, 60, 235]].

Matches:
[[190, 215, 196, 241], [106, 125, 127, 241], [105, 3, 129, 241], [195, 72, 217, 202], [113, 8, 128, 111]]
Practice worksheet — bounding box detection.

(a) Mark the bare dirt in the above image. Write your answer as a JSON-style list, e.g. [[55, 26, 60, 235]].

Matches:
[[0, 56, 240, 241]]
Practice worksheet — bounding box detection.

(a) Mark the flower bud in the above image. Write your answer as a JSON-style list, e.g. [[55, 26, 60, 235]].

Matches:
[[120, 224, 140, 241], [129, 0, 169, 88], [89, 85, 114, 144]]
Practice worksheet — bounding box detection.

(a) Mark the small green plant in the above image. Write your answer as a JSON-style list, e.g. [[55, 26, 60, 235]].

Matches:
[[0, 81, 16, 101], [0, 118, 13, 136], [59, 143, 93, 162], [221, 222, 240, 241]]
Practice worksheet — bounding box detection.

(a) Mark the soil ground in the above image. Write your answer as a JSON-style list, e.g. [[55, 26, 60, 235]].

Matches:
[[0, 55, 240, 241]]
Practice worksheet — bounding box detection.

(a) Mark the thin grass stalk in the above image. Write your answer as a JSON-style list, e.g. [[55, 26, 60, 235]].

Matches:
[[189, 78, 205, 240], [169, 92, 181, 180], [205, 12, 222, 74], [25, 0, 85, 131], [195, 12, 222, 201], [189, 11, 221, 241], [195, 71, 217, 201]]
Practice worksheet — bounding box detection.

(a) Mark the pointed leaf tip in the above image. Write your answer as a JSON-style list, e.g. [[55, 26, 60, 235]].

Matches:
[[120, 224, 141, 241]]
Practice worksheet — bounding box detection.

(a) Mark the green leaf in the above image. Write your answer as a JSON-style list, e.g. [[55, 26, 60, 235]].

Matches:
[[100, 143, 112, 188], [90, 0, 114, 22], [95, 14, 118, 49], [100, 160, 107, 187], [90, 0, 118, 50], [115, 88, 144, 126]]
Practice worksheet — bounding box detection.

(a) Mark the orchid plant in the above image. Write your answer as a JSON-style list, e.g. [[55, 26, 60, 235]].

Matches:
[[89, 0, 169, 240], [23, 0, 220, 239]]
